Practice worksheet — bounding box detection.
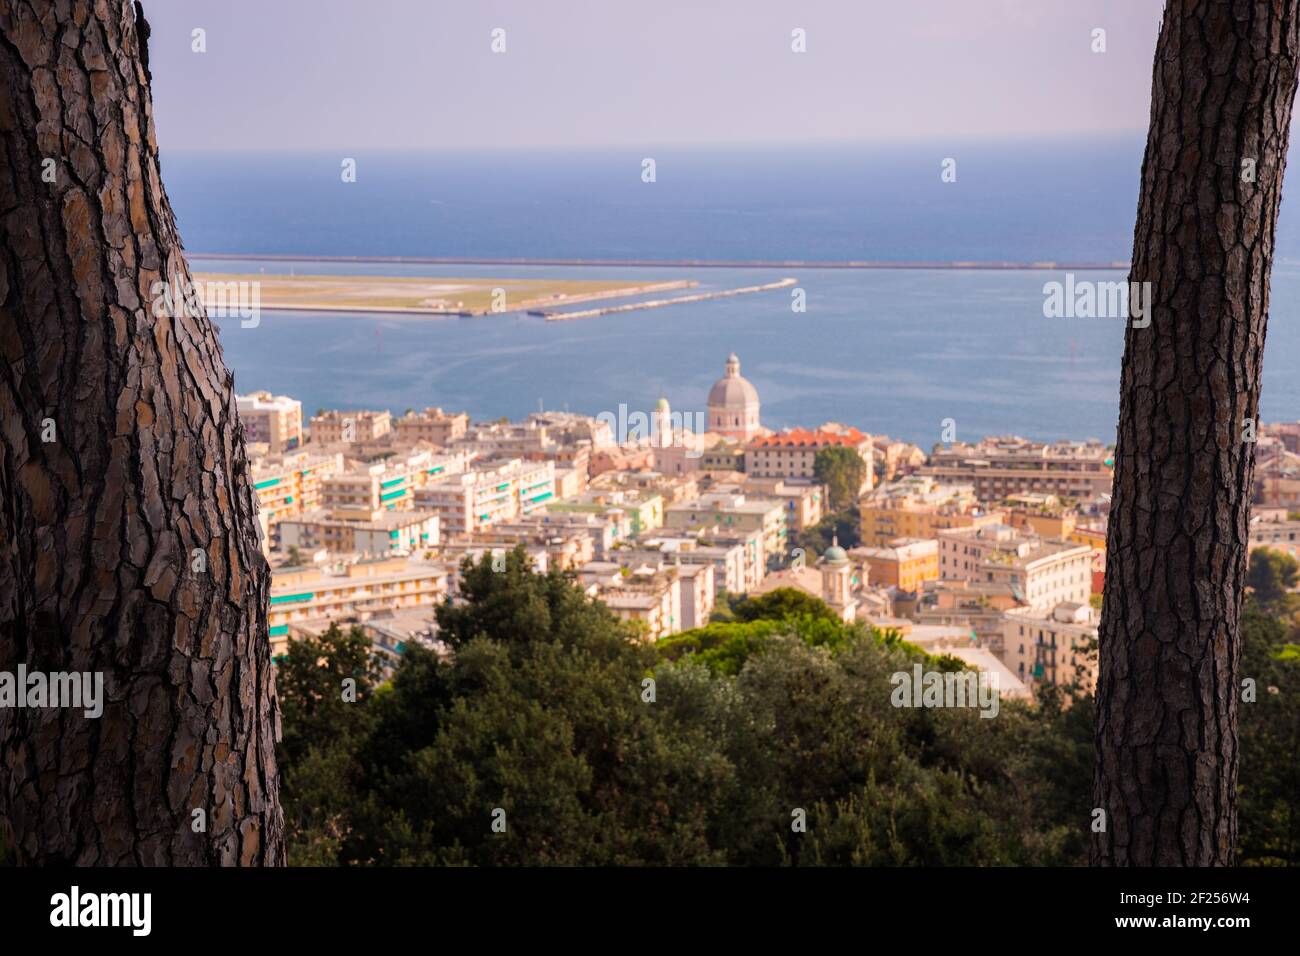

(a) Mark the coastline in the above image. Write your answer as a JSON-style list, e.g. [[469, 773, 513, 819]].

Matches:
[[191, 273, 699, 317]]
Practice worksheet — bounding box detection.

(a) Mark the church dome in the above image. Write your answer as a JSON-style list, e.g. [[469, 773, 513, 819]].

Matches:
[[822, 545, 849, 566], [707, 353, 760, 411], [707, 353, 762, 440], [821, 535, 849, 566]]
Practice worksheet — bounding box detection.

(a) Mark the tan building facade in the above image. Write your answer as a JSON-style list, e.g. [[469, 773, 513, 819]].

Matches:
[[1001, 602, 1098, 691], [746, 427, 874, 491], [238, 391, 303, 453], [392, 407, 469, 446], [860, 477, 1003, 547], [310, 408, 393, 444], [850, 538, 939, 593]]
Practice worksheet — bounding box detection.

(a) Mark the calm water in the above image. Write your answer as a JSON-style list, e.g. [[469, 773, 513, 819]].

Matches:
[[170, 140, 1300, 445]]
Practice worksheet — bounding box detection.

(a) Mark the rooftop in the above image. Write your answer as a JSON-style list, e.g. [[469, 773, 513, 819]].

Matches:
[[748, 427, 869, 449]]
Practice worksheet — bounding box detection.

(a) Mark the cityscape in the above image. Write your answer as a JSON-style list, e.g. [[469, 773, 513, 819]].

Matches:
[[237, 353, 1300, 703], [3, 0, 1298, 936]]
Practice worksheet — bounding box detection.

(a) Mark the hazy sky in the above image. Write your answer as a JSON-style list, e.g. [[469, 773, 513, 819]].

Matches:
[[145, 0, 1167, 151]]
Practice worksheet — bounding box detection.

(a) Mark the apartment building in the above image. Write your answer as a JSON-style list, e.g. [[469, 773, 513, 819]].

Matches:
[[553, 466, 588, 501], [745, 427, 874, 490], [629, 536, 749, 595], [450, 521, 596, 572], [415, 458, 556, 535], [322, 449, 470, 519], [874, 438, 928, 482], [698, 441, 745, 473], [277, 509, 440, 557], [503, 511, 619, 558], [1249, 513, 1300, 558], [453, 413, 607, 463], [938, 524, 1092, 612], [547, 489, 665, 544], [310, 408, 392, 444], [392, 407, 469, 446], [268, 557, 450, 656], [438, 543, 550, 583], [1001, 602, 1099, 691], [249, 448, 345, 526], [1066, 524, 1107, 594], [664, 492, 787, 571], [696, 528, 767, 592], [912, 578, 1024, 645], [850, 537, 939, 593], [590, 468, 699, 505], [677, 563, 716, 629], [583, 566, 683, 641], [733, 476, 826, 532], [237, 391, 303, 453], [1000, 493, 1078, 539], [579, 549, 715, 630], [859, 476, 1003, 547], [919, 436, 1114, 501]]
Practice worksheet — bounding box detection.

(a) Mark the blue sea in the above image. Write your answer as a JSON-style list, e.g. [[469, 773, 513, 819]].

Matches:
[[167, 138, 1300, 446]]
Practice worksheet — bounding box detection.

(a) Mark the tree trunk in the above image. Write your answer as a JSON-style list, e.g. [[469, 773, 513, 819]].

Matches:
[[1094, 0, 1300, 866], [0, 0, 284, 864]]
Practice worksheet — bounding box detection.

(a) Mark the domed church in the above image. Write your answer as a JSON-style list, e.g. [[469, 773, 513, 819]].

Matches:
[[707, 353, 762, 440]]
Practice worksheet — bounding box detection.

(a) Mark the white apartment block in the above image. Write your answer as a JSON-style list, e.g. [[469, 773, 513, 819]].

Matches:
[[678, 563, 716, 629]]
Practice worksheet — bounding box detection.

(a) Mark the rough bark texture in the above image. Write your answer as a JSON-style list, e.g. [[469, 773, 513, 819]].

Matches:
[[0, 0, 284, 864], [1093, 0, 1300, 866]]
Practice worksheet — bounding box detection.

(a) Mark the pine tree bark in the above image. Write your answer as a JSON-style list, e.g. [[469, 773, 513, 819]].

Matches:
[[0, 0, 284, 864], [1094, 0, 1300, 866]]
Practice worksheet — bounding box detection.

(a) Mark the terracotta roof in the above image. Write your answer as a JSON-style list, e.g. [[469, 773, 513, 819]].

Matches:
[[747, 428, 868, 449]]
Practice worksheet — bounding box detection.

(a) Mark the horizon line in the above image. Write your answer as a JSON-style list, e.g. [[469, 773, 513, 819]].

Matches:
[[189, 253, 1131, 272], [160, 129, 1150, 155]]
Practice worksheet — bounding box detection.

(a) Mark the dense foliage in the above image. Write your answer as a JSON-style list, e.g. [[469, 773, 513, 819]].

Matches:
[[275, 547, 1298, 866], [813, 446, 868, 512], [1247, 547, 1300, 617]]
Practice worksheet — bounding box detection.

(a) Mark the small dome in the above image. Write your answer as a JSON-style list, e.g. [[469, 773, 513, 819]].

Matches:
[[656, 396, 670, 411], [822, 534, 849, 566]]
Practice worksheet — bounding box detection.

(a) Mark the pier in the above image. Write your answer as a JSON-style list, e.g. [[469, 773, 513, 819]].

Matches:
[[533, 278, 799, 321]]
